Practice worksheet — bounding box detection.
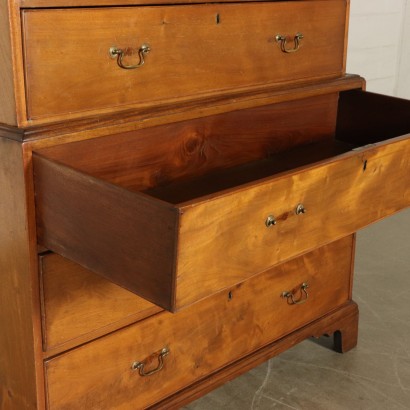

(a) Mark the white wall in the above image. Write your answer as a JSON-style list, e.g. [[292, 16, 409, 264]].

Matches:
[[346, 0, 410, 97], [397, 2, 410, 98]]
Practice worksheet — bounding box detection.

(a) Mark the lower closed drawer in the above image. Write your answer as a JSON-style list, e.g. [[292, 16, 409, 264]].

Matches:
[[44, 236, 353, 410]]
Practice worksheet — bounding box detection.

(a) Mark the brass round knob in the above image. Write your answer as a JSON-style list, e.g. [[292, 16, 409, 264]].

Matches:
[[295, 204, 306, 215], [265, 215, 277, 227]]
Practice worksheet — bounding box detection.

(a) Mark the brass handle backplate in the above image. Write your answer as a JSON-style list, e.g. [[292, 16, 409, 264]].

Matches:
[[131, 347, 169, 377], [275, 33, 304, 53], [109, 44, 151, 70], [282, 282, 309, 305]]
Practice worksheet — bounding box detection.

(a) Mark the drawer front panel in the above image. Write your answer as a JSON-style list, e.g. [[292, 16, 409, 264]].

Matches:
[[177, 135, 410, 308], [40, 253, 162, 352], [45, 237, 353, 410], [22, 0, 346, 120]]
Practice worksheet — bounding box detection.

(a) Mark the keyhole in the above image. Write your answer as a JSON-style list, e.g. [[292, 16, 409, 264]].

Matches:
[[216, 13, 220, 24], [363, 160, 367, 171], [228, 291, 233, 301]]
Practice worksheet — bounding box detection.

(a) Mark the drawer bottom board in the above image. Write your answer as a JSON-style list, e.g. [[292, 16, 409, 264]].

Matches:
[[45, 236, 353, 409]]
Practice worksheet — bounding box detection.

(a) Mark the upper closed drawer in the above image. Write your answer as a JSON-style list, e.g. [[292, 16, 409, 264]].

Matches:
[[22, 1, 347, 122], [32, 90, 410, 312]]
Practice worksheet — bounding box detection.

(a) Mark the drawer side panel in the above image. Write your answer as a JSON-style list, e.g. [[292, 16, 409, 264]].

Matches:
[[33, 154, 179, 311], [336, 90, 410, 144]]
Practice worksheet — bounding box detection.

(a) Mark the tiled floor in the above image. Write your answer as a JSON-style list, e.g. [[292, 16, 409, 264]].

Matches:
[[184, 208, 410, 410]]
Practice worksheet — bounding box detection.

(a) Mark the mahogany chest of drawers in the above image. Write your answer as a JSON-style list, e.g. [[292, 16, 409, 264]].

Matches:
[[1, 0, 409, 409]]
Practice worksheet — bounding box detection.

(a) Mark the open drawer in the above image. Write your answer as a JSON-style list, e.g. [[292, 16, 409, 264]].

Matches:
[[33, 90, 410, 311]]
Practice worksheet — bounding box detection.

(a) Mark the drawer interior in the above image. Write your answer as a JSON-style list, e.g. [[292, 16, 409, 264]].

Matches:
[[146, 90, 410, 203], [37, 90, 410, 206], [34, 93, 338, 195]]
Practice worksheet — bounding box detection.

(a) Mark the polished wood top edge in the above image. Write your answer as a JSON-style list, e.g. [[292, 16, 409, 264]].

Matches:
[[19, 0, 339, 10], [42, 306, 163, 359], [22, 72, 346, 127], [33, 151, 177, 211], [13, 75, 364, 146]]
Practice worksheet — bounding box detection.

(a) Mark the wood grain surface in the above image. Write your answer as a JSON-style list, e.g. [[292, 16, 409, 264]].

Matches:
[[44, 237, 353, 410], [40, 253, 162, 354], [20, 0, 348, 9], [0, 2, 17, 125], [21, 75, 365, 135], [0, 139, 41, 409], [33, 153, 180, 311], [22, 1, 346, 122], [150, 300, 359, 410], [176, 133, 410, 308], [37, 94, 339, 191]]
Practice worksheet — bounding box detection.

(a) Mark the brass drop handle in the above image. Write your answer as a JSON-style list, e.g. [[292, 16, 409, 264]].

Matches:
[[109, 44, 151, 70], [282, 282, 309, 305], [131, 347, 169, 377], [275, 33, 304, 53]]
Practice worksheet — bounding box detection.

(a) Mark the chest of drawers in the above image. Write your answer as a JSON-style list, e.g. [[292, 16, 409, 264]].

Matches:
[[1, 0, 409, 409]]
